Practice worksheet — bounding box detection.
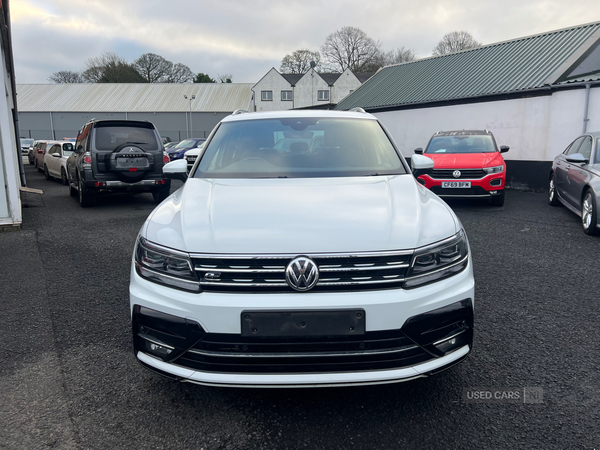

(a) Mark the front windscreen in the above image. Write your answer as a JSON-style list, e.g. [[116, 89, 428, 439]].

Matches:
[[94, 123, 159, 151], [194, 118, 406, 178], [425, 135, 496, 154], [174, 139, 198, 149]]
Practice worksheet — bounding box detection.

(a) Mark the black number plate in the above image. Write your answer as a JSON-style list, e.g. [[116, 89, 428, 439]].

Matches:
[[241, 310, 365, 337]]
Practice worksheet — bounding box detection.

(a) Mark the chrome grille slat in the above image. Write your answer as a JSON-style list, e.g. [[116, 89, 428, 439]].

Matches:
[[193, 250, 412, 292], [187, 345, 419, 358]]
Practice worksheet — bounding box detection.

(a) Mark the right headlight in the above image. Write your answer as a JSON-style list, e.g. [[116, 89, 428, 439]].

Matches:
[[404, 230, 469, 289], [134, 237, 201, 292]]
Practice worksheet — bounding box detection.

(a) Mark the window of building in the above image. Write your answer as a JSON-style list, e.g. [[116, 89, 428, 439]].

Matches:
[[317, 90, 330, 101], [261, 90, 273, 101], [281, 90, 293, 101]]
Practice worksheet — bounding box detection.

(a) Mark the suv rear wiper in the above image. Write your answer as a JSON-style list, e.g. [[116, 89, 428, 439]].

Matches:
[[124, 141, 147, 145]]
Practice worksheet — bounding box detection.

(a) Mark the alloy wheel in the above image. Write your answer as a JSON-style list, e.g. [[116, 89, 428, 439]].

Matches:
[[582, 193, 593, 230]]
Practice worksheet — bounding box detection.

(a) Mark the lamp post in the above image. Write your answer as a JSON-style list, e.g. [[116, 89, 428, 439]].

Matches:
[[184, 94, 196, 138]]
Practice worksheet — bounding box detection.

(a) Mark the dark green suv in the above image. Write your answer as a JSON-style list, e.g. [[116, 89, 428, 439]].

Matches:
[[66, 119, 171, 207]]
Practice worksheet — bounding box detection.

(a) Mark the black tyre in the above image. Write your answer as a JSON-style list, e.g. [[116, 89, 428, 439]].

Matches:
[[78, 175, 95, 207], [582, 190, 599, 236], [548, 173, 560, 206], [61, 168, 68, 185], [44, 164, 52, 180], [490, 190, 505, 206], [152, 187, 170, 203]]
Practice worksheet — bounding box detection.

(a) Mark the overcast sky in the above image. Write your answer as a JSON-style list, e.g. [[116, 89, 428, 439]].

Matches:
[[10, 0, 600, 84]]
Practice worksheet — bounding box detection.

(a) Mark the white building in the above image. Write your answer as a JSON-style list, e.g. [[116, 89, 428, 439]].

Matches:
[[252, 68, 371, 111], [337, 21, 600, 189], [0, 3, 22, 230]]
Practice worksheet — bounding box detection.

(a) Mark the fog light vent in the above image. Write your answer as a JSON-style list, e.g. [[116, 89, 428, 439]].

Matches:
[[490, 178, 502, 187]]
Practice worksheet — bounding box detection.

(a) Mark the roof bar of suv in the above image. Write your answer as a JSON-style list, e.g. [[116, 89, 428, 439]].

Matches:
[[232, 109, 248, 115]]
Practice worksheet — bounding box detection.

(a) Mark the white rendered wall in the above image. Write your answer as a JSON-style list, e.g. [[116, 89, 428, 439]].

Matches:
[[253, 68, 294, 112], [331, 69, 362, 104], [376, 86, 599, 161], [294, 69, 331, 109], [0, 42, 21, 226]]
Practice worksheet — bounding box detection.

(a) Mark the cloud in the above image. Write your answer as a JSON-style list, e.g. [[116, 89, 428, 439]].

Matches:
[[11, 0, 600, 83]]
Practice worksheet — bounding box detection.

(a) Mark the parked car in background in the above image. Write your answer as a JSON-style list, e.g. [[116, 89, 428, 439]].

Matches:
[[548, 131, 600, 235], [161, 136, 172, 145], [183, 141, 205, 172], [33, 140, 55, 171], [20, 138, 34, 155], [43, 141, 74, 184], [66, 119, 171, 207], [166, 138, 205, 161], [130, 109, 474, 387], [414, 130, 509, 206], [164, 141, 179, 149]]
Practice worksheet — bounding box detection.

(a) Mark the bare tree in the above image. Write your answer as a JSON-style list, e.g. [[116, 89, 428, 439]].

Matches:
[[384, 47, 416, 65], [48, 70, 83, 83], [216, 73, 233, 83], [280, 49, 321, 74], [164, 63, 195, 83], [82, 52, 127, 83], [432, 31, 481, 56], [321, 26, 382, 72], [134, 53, 171, 83]]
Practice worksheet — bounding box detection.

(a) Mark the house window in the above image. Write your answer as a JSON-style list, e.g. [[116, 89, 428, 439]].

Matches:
[[281, 90, 293, 101], [261, 90, 273, 101], [317, 90, 330, 101]]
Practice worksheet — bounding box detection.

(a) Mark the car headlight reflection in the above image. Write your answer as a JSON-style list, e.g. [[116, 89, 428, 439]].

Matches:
[[483, 165, 504, 174], [134, 237, 201, 292], [404, 230, 469, 288]]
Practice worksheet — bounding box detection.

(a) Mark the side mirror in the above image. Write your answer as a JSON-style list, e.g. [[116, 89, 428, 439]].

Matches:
[[566, 153, 588, 164], [499, 145, 509, 153], [414, 148, 423, 155], [163, 159, 188, 182], [411, 154, 434, 178]]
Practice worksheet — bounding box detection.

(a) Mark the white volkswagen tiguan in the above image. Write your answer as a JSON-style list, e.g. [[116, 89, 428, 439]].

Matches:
[[130, 110, 475, 388]]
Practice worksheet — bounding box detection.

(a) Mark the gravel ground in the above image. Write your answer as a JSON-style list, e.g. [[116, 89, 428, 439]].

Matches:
[[0, 163, 598, 450]]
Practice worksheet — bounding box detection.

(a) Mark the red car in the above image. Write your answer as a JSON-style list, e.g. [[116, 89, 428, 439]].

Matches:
[[414, 130, 509, 206]]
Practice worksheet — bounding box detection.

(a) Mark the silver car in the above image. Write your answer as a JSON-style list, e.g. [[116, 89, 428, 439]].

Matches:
[[548, 132, 600, 235]]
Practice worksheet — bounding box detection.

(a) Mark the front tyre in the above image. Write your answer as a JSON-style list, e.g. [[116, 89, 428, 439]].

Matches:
[[548, 174, 560, 206], [78, 175, 95, 207], [61, 168, 68, 185], [582, 190, 599, 236], [490, 190, 505, 206]]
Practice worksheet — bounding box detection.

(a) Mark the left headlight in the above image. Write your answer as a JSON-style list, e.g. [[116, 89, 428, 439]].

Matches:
[[483, 165, 504, 174], [404, 230, 469, 289], [134, 237, 201, 292]]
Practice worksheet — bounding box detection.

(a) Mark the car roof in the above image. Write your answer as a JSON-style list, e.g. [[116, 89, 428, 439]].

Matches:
[[433, 130, 493, 136], [587, 131, 600, 138], [221, 109, 378, 123]]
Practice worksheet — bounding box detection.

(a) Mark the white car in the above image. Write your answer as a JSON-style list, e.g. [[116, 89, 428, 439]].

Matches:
[[43, 141, 74, 184], [130, 110, 474, 388], [183, 141, 205, 172]]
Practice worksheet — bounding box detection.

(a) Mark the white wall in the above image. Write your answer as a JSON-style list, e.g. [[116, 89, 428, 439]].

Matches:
[[294, 69, 330, 109], [0, 37, 21, 227], [376, 86, 600, 161], [331, 69, 361, 104], [253, 68, 294, 112]]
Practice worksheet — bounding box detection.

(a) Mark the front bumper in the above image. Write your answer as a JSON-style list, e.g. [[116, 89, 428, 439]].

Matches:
[[420, 172, 505, 198], [129, 256, 475, 387]]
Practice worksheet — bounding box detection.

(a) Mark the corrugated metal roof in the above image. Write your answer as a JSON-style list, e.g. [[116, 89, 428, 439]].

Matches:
[[16, 83, 254, 112], [336, 21, 600, 111]]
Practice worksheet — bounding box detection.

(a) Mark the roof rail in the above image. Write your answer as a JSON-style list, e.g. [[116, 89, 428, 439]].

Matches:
[[349, 107, 366, 113], [232, 109, 248, 115]]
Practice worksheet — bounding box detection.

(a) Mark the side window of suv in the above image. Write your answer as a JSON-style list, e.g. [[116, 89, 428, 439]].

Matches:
[[76, 123, 92, 153]]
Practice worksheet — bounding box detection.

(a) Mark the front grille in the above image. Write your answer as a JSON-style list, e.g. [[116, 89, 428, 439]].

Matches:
[[176, 329, 431, 373], [191, 251, 412, 293], [430, 186, 490, 196], [429, 168, 487, 179]]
